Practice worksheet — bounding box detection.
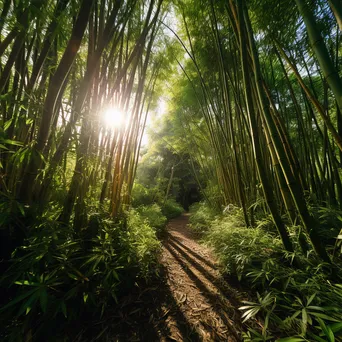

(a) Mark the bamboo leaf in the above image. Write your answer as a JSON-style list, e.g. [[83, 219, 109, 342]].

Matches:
[[276, 338, 306, 342], [0, 288, 38, 313], [40, 289, 48, 313]]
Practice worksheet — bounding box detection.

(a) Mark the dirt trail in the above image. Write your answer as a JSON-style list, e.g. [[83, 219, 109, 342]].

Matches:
[[160, 214, 242, 341], [110, 214, 243, 342]]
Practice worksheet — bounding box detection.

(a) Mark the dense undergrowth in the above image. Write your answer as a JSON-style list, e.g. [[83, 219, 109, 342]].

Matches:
[[0, 195, 184, 341], [189, 202, 342, 341]]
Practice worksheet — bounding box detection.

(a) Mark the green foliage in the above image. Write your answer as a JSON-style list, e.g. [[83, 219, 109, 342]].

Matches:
[[131, 183, 185, 221], [190, 204, 342, 340], [206, 214, 283, 279], [309, 203, 342, 243], [135, 112, 201, 212], [135, 204, 167, 235], [131, 182, 184, 223], [188, 201, 220, 234], [126, 209, 161, 277], [1, 0, 342, 339], [131, 183, 163, 207], [0, 208, 160, 340], [161, 198, 184, 219]]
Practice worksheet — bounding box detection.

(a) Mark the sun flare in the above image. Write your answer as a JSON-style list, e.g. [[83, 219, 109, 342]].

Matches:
[[103, 107, 125, 128]]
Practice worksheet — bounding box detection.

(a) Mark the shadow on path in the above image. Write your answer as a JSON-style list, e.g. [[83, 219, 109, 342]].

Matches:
[[104, 214, 242, 341], [167, 238, 241, 308], [105, 265, 202, 342], [163, 242, 240, 341], [168, 235, 217, 269]]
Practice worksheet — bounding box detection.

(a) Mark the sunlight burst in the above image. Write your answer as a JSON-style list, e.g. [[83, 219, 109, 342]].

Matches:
[[103, 107, 125, 129]]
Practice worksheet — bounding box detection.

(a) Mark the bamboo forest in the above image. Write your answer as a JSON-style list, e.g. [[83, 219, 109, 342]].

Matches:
[[2, 0, 342, 341]]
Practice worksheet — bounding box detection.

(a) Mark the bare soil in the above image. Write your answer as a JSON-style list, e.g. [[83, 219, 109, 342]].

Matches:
[[109, 214, 243, 342]]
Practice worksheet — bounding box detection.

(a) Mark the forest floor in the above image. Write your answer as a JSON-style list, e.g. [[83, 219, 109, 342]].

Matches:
[[109, 214, 244, 342]]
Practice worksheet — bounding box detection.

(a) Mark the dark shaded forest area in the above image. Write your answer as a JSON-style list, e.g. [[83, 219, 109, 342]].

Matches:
[[1, 0, 342, 341]]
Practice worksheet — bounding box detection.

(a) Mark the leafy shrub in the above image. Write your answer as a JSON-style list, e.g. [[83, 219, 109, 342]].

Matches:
[[0, 209, 160, 341], [189, 205, 342, 340], [188, 201, 219, 234], [126, 209, 161, 276], [131, 183, 163, 206], [311, 205, 342, 243], [161, 198, 184, 219], [136, 204, 167, 235], [206, 215, 283, 279], [131, 182, 184, 221]]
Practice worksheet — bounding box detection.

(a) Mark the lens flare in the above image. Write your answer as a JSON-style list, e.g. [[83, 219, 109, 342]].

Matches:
[[103, 107, 125, 128]]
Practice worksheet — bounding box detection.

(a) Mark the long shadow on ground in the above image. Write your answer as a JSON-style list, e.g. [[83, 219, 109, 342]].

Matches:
[[168, 236, 217, 269], [97, 265, 202, 342], [163, 243, 240, 341], [167, 237, 241, 309]]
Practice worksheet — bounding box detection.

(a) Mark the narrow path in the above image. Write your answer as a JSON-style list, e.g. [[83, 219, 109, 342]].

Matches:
[[109, 214, 243, 342], [160, 214, 242, 341]]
